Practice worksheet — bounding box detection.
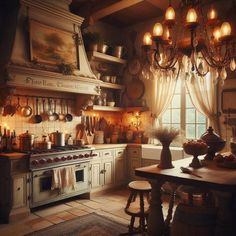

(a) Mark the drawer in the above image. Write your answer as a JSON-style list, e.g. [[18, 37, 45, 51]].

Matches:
[[101, 149, 113, 158], [92, 151, 100, 158], [127, 148, 141, 158], [11, 158, 28, 173], [115, 149, 126, 158]]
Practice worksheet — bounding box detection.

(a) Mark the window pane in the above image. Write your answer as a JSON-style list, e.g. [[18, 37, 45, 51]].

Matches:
[[186, 94, 194, 108], [186, 109, 195, 123], [172, 123, 181, 129], [162, 110, 171, 123], [186, 124, 195, 139], [197, 124, 206, 138], [197, 111, 206, 123], [172, 109, 180, 123], [172, 94, 181, 108]]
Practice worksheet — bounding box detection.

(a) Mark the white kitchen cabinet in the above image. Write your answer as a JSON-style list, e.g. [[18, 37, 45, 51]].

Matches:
[[90, 149, 114, 191], [126, 146, 142, 180], [12, 173, 29, 209], [0, 156, 30, 223], [114, 148, 127, 185]]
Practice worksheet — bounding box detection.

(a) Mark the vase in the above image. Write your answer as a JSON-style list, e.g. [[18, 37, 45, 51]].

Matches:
[[158, 140, 174, 169]]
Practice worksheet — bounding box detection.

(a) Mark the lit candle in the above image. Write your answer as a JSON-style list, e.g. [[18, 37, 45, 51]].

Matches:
[[207, 7, 217, 20], [143, 32, 152, 45], [213, 26, 221, 41], [165, 6, 175, 21], [153, 23, 163, 37], [186, 8, 198, 23], [220, 22, 231, 37], [163, 27, 170, 40]]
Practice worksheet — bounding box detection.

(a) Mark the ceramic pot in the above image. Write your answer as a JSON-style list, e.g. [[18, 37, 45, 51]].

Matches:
[[158, 140, 174, 169], [200, 127, 226, 160]]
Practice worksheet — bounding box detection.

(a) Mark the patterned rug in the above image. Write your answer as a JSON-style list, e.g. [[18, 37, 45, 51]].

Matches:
[[25, 213, 129, 236]]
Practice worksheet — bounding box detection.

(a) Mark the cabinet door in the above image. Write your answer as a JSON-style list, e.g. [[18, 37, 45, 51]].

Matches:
[[114, 149, 127, 184], [104, 160, 113, 185], [129, 158, 141, 180], [12, 173, 28, 209], [91, 162, 103, 189]]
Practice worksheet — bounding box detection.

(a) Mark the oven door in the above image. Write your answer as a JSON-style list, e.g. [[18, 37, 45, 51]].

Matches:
[[31, 163, 89, 208]]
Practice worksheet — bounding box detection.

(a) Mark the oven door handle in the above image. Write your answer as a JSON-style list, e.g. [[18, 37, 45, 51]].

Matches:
[[33, 170, 52, 178]]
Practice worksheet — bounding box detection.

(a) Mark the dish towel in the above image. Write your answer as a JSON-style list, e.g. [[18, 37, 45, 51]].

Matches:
[[51, 165, 76, 193], [51, 167, 63, 191], [61, 165, 77, 191]]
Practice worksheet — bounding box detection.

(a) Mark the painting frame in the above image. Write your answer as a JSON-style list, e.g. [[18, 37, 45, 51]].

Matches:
[[29, 20, 77, 67]]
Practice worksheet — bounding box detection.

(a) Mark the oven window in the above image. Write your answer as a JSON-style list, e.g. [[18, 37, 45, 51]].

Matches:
[[75, 169, 84, 182], [40, 176, 52, 191]]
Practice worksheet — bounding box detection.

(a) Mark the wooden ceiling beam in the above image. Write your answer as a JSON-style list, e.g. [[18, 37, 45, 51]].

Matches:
[[91, 0, 145, 22]]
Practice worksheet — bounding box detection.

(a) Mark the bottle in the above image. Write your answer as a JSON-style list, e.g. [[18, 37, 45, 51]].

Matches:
[[11, 130, 17, 150], [2, 127, 7, 152], [67, 135, 73, 145], [6, 130, 13, 152], [0, 126, 2, 152]]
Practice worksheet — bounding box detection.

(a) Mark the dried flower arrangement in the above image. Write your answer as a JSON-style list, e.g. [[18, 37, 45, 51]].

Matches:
[[150, 126, 180, 143]]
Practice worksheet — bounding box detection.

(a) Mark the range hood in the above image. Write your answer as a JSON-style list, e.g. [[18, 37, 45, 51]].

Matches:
[[6, 0, 100, 95]]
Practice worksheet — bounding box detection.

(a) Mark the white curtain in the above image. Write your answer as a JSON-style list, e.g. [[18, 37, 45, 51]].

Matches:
[[185, 70, 219, 134], [144, 71, 178, 143]]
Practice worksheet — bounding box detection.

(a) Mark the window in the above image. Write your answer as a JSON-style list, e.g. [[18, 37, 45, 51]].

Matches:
[[161, 79, 207, 141]]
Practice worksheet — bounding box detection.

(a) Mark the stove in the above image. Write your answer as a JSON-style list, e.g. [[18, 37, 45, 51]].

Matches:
[[29, 145, 96, 170]]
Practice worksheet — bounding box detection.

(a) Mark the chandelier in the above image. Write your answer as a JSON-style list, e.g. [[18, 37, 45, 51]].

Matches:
[[141, 0, 236, 84]]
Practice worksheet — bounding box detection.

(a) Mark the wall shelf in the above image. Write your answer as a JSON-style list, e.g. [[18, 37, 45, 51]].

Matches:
[[88, 51, 127, 65], [87, 105, 124, 112], [99, 81, 124, 90]]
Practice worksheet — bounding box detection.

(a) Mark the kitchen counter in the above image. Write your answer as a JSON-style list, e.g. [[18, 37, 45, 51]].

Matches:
[[0, 152, 29, 159], [89, 144, 128, 149]]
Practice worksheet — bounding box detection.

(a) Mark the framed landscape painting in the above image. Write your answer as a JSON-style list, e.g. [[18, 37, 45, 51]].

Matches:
[[29, 20, 77, 66]]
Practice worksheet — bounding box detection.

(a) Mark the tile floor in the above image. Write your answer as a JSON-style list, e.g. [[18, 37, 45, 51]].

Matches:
[[0, 188, 172, 236]]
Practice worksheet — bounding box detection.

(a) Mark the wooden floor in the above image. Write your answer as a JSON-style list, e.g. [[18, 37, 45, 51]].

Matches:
[[0, 188, 171, 236]]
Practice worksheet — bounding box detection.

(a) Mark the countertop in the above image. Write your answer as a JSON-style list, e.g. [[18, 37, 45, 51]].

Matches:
[[0, 152, 29, 159]]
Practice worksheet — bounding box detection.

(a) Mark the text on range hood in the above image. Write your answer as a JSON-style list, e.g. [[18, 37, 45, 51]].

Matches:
[[7, 0, 99, 95]]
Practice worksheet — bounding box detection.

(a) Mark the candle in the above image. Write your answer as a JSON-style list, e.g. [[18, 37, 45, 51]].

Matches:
[[186, 8, 198, 23], [165, 6, 175, 21], [207, 7, 217, 20], [153, 23, 163, 37], [213, 26, 221, 41], [220, 22, 231, 37], [143, 32, 152, 45]]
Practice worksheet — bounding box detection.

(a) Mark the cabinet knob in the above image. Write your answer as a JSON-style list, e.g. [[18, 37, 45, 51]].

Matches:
[[17, 187, 21, 191]]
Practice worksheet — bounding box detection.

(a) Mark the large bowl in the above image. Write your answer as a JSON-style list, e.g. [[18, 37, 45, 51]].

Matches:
[[183, 140, 208, 156]]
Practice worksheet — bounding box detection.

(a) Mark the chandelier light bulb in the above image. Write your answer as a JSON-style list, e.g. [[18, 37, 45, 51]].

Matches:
[[163, 27, 170, 40], [230, 58, 236, 71], [207, 7, 217, 20], [220, 67, 227, 80], [186, 8, 198, 23], [220, 22, 231, 37], [213, 27, 221, 41], [153, 23, 163, 37], [143, 32, 152, 46], [165, 6, 175, 21]]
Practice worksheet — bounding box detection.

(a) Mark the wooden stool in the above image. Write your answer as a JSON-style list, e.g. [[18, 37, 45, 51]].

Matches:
[[123, 181, 152, 235]]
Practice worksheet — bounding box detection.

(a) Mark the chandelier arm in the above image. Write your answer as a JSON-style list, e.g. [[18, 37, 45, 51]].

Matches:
[[154, 51, 179, 70], [201, 48, 228, 69]]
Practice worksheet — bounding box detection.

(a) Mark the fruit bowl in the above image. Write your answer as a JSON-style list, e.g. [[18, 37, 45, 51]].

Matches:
[[183, 140, 208, 168]]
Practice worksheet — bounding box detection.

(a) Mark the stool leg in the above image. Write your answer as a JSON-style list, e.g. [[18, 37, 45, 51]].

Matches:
[[139, 192, 146, 232], [129, 216, 135, 234]]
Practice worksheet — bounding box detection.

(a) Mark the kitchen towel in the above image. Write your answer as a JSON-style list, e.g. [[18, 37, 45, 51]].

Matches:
[[61, 165, 76, 191], [51, 165, 76, 193]]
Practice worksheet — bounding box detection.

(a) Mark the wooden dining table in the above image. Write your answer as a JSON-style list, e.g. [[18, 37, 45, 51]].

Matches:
[[135, 157, 236, 236]]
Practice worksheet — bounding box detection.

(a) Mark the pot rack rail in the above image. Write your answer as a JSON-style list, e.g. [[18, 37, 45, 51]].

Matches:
[[13, 94, 75, 101]]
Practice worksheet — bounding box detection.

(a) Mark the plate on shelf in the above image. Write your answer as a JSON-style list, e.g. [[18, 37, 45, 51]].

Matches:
[[125, 77, 145, 100]]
